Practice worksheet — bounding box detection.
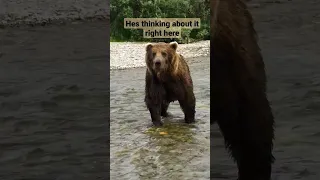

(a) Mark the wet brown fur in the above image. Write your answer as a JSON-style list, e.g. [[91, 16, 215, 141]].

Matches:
[[144, 42, 196, 126], [211, 0, 275, 179]]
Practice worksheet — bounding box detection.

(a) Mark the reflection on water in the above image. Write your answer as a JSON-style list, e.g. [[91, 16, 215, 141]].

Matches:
[[110, 57, 210, 180]]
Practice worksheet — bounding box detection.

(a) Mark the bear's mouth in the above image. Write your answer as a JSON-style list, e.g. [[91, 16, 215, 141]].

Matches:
[[152, 65, 168, 80], [153, 65, 162, 73], [154, 69, 166, 80], [154, 65, 161, 70], [156, 71, 161, 79]]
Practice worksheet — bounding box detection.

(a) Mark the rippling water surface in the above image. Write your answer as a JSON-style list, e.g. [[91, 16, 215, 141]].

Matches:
[[110, 57, 210, 180], [0, 22, 109, 180]]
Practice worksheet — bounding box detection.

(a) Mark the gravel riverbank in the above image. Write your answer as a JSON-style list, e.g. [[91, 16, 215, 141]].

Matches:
[[0, 0, 109, 27], [110, 40, 210, 70]]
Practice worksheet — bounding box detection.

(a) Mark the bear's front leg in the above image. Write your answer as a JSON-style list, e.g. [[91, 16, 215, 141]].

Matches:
[[148, 104, 162, 126], [145, 70, 165, 126], [146, 100, 163, 126], [178, 91, 196, 124]]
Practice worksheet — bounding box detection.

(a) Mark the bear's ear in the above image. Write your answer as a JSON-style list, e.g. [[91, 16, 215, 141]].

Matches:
[[169, 41, 178, 51], [146, 43, 153, 51]]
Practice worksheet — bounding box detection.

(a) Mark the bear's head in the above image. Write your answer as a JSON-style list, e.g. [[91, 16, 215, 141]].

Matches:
[[145, 41, 179, 79]]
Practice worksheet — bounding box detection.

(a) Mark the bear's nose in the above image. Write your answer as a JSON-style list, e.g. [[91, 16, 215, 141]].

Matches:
[[155, 60, 161, 66]]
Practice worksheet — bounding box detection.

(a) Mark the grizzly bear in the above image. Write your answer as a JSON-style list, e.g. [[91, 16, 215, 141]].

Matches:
[[211, 0, 275, 180], [144, 41, 196, 126]]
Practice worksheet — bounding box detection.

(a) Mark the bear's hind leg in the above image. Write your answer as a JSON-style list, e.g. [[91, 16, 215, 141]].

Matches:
[[161, 101, 170, 117]]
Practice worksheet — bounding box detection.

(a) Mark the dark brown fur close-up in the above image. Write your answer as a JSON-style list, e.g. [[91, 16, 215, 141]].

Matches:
[[211, 0, 275, 180], [144, 42, 196, 126]]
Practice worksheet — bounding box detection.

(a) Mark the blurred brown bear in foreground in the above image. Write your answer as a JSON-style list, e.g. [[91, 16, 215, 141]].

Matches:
[[144, 42, 196, 127], [211, 0, 275, 179]]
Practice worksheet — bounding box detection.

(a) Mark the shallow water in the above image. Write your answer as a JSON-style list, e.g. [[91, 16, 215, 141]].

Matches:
[[0, 22, 109, 180], [110, 57, 210, 180]]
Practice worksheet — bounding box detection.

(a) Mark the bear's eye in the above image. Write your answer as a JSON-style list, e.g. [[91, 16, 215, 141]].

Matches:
[[152, 52, 156, 57], [161, 52, 167, 57]]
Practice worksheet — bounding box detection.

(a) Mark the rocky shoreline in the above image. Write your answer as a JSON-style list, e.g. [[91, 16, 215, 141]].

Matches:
[[110, 40, 210, 70], [0, 0, 109, 27]]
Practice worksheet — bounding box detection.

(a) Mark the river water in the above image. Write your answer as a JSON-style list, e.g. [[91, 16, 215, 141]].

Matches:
[[0, 22, 109, 180], [110, 56, 210, 180]]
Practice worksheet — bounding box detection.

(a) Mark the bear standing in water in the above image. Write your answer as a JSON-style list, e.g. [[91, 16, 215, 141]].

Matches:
[[211, 0, 275, 180], [144, 42, 196, 127]]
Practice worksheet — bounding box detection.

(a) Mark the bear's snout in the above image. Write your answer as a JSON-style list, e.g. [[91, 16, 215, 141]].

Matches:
[[153, 57, 164, 70], [154, 60, 161, 67]]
